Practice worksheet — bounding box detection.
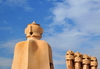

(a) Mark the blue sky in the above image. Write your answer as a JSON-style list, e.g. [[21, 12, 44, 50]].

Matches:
[[0, 0, 100, 69]]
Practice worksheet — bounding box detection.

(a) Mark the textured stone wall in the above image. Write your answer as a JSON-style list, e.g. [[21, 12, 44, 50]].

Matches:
[[66, 50, 98, 69]]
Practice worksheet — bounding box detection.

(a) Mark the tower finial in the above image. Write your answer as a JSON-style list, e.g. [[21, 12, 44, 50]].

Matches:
[[32, 21, 36, 24], [25, 21, 43, 39]]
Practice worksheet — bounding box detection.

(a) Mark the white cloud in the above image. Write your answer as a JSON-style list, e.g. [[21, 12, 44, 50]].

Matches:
[[0, 38, 25, 54], [53, 51, 66, 65], [51, 0, 100, 35], [0, 38, 25, 68], [5, 0, 27, 5], [4, 21, 8, 24], [24, 6, 34, 12], [46, 0, 57, 2], [0, 0, 2, 3], [44, 0, 100, 68], [0, 39, 22, 48], [47, 0, 100, 49], [1, 0, 33, 12], [0, 57, 12, 67], [0, 27, 11, 30]]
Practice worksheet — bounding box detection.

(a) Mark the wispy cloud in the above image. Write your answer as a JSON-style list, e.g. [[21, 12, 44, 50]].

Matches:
[[0, 57, 12, 67], [3, 21, 8, 24], [0, 27, 11, 30], [0, 0, 2, 3], [0, 38, 25, 68], [50, 0, 100, 35], [0, 38, 25, 53], [1, 0, 33, 12], [44, 0, 100, 68], [0, 39, 22, 48]]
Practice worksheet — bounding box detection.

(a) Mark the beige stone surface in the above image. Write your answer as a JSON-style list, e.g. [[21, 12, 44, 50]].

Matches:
[[66, 50, 74, 69], [12, 22, 54, 69], [66, 50, 98, 69], [74, 52, 82, 69]]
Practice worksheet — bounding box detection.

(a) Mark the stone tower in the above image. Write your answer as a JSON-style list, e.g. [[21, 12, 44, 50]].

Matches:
[[11, 22, 54, 69], [66, 50, 98, 69]]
